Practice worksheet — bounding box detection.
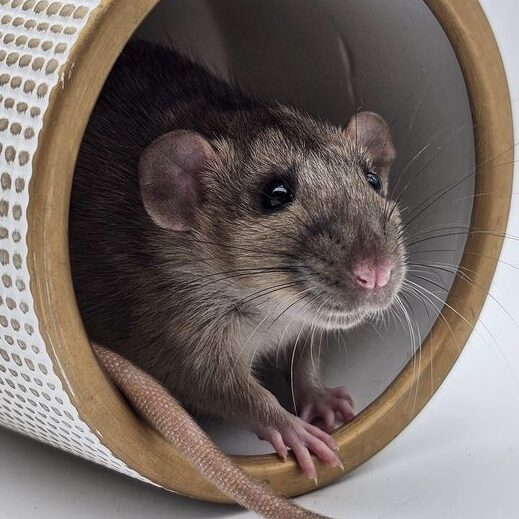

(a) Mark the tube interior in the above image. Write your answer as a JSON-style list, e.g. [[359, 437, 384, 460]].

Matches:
[[132, 0, 474, 454]]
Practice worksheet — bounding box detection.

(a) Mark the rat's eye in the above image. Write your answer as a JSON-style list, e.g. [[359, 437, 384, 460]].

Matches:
[[261, 179, 294, 212], [366, 172, 383, 194]]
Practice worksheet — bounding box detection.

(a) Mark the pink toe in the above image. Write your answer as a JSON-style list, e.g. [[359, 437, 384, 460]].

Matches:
[[336, 401, 355, 422], [270, 431, 288, 459], [304, 422, 338, 450], [321, 408, 336, 432], [331, 387, 354, 407], [305, 434, 341, 467], [292, 444, 316, 480]]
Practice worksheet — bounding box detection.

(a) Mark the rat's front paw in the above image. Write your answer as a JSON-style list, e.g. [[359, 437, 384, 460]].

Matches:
[[255, 414, 342, 481], [298, 386, 355, 432]]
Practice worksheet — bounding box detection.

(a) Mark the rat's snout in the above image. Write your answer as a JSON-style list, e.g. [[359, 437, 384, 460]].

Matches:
[[353, 261, 392, 290]]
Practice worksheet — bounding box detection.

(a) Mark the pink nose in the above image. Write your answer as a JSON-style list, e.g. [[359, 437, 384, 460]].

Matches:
[[353, 262, 392, 289]]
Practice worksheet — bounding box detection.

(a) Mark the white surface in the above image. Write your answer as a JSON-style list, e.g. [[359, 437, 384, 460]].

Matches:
[[0, 1, 518, 518]]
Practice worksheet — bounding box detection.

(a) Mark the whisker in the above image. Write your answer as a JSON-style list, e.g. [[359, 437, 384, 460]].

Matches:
[[406, 229, 519, 249], [408, 261, 519, 333], [410, 248, 519, 273], [404, 278, 517, 383], [395, 140, 517, 234]]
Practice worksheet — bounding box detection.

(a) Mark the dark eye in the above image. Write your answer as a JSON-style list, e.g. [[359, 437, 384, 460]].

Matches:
[[261, 179, 294, 212], [366, 172, 383, 194]]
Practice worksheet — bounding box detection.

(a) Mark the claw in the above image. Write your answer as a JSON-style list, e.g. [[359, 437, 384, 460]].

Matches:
[[255, 413, 341, 479]]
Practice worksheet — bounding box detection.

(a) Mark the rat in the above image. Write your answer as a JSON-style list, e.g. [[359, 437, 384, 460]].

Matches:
[[69, 40, 405, 517]]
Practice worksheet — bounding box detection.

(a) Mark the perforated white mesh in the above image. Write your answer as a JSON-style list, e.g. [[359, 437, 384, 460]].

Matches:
[[0, 0, 151, 483]]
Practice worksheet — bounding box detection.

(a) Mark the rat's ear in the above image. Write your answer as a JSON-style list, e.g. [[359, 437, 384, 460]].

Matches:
[[139, 130, 216, 231], [343, 111, 396, 176]]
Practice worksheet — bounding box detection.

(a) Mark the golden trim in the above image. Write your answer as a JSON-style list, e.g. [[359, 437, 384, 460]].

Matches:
[[28, 0, 514, 502]]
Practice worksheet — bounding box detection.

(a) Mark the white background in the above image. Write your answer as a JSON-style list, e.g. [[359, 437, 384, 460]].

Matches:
[[0, 1, 518, 518]]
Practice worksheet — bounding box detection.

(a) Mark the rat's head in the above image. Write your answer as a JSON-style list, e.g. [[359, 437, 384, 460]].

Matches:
[[139, 110, 406, 329]]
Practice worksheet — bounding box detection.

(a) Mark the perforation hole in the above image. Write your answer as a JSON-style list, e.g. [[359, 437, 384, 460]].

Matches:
[[36, 83, 48, 97], [10, 122, 22, 135], [19, 55, 31, 67], [54, 42, 67, 54], [73, 6, 88, 19], [12, 204, 22, 220], [15, 178, 25, 192], [0, 172, 10, 188], [10, 318, 20, 331], [31, 57, 44, 71], [47, 2, 61, 15], [15, 35, 28, 47], [18, 151, 30, 166], [22, 1, 37, 10], [0, 200, 9, 216], [0, 249, 9, 265], [45, 59, 58, 74], [4, 146, 16, 162], [6, 51, 19, 65], [10, 76, 22, 89], [59, 4, 73, 17], [34, 1, 50, 14], [12, 253, 22, 269]]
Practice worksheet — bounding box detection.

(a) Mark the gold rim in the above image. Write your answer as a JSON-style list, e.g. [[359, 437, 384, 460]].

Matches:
[[28, 0, 514, 502]]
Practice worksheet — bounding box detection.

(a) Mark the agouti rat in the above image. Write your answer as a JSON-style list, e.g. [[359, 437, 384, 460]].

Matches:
[[69, 40, 405, 517]]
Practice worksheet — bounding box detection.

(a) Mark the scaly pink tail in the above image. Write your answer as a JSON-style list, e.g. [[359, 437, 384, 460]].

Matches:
[[92, 344, 330, 519]]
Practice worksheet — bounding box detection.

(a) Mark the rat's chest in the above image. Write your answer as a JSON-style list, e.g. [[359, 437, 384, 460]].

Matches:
[[235, 314, 306, 364]]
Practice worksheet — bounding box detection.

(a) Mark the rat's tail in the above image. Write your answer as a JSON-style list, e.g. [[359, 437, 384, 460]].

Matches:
[[92, 344, 330, 519]]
